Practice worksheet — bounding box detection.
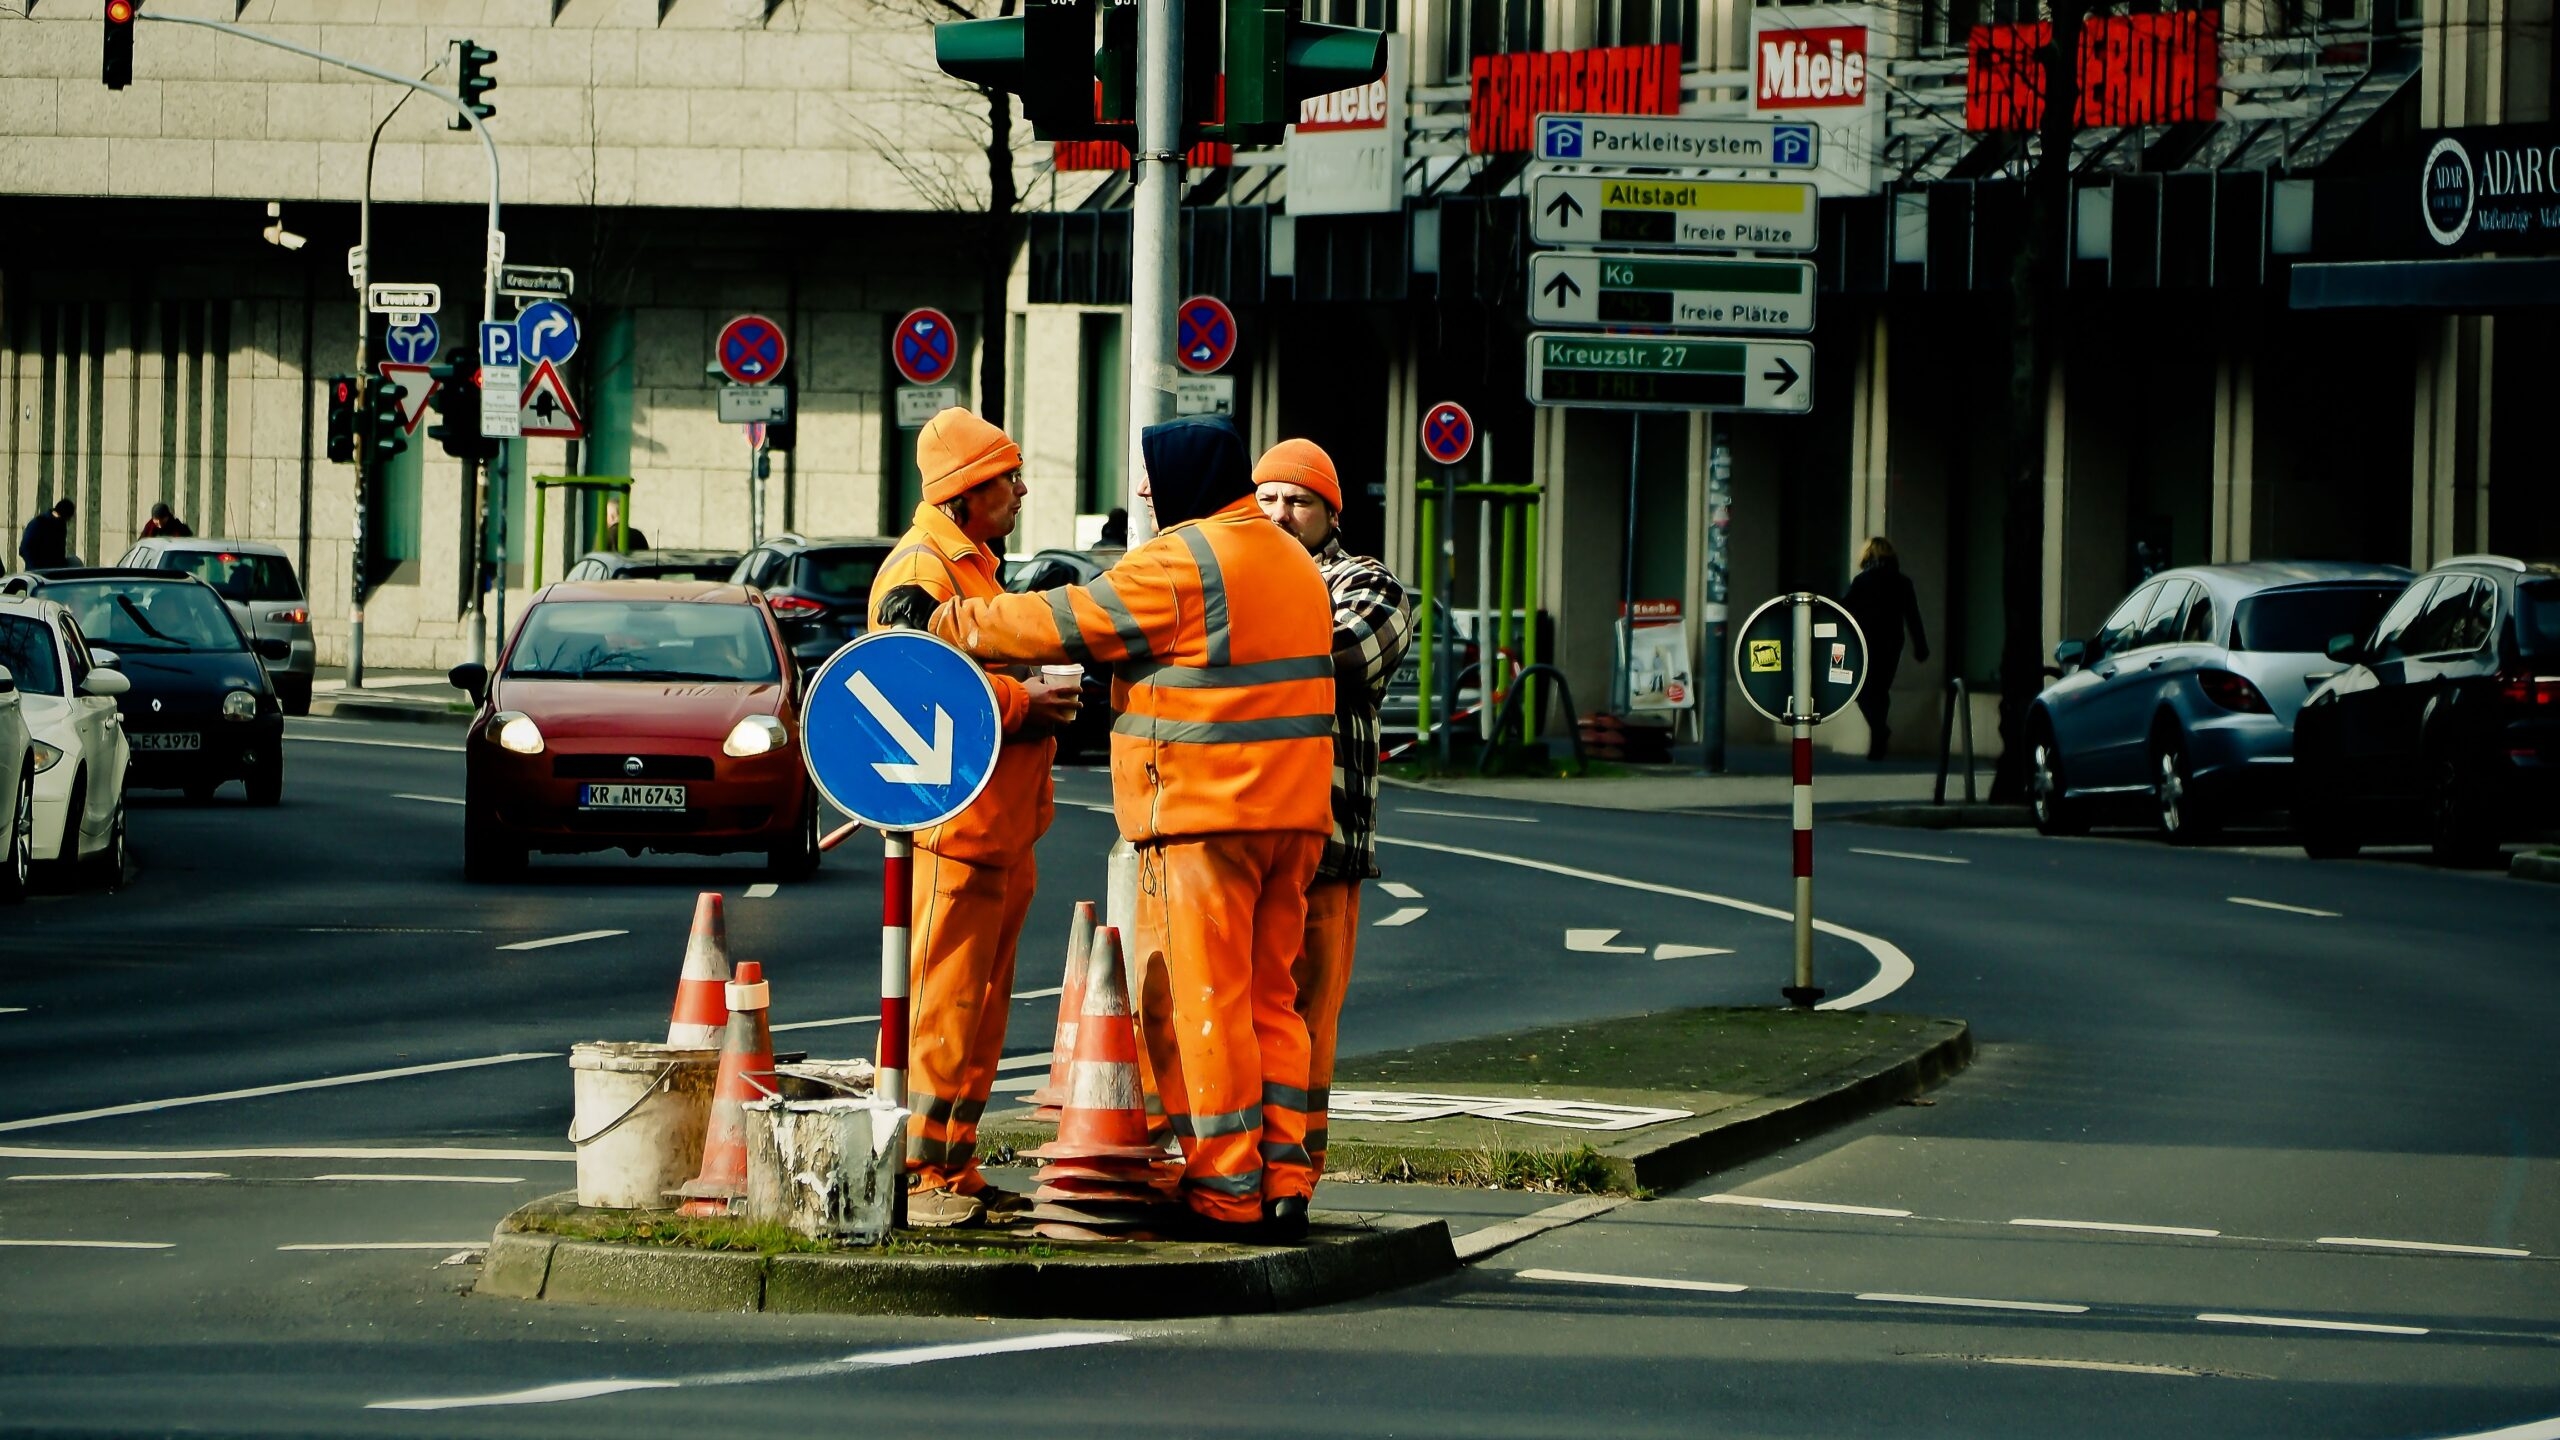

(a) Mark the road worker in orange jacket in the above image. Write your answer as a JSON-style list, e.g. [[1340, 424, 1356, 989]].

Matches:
[[868, 407, 1083, 1229], [883, 415, 1335, 1242]]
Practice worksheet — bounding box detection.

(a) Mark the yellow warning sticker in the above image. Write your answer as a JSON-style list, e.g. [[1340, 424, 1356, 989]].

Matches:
[[1748, 640, 1783, 672]]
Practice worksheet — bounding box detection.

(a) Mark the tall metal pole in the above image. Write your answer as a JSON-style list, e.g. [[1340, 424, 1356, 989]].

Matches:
[[1783, 593, 1824, 1009], [352, 80, 426, 689], [1123, 0, 1182, 548], [1701, 417, 1733, 772], [1617, 414, 1641, 715], [1437, 462, 1458, 767]]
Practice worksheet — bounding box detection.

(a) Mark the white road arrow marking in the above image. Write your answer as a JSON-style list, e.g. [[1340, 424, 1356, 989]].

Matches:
[[1653, 943, 1733, 961], [850, 671, 953, 786], [1565, 928, 1647, 954]]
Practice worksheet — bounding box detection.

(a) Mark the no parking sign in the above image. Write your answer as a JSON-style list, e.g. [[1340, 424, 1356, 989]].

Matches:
[[1421, 401, 1475, 466]]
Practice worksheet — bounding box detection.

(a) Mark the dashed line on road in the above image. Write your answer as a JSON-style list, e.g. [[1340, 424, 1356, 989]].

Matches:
[[1709, 1190, 2537, 1261], [1859, 1292, 2090, 1315], [743, 883, 779, 899], [279, 1241, 488, 1252], [311, 1174, 527, 1186], [2426, 1415, 2560, 1440], [392, 793, 465, 807], [2012, 1217, 2222, 1238], [995, 1053, 1051, 1072], [2227, 896, 2341, 918], [1964, 1356, 2210, 1379], [284, 733, 464, 754], [0, 1007, 27, 1015], [1016, 986, 1064, 1001], [1516, 1268, 1748, 1295], [0, 1238, 174, 1250], [1378, 881, 1423, 899], [2197, 1312, 2428, 1337], [0, 1053, 559, 1134], [9, 1172, 226, 1182], [1849, 847, 1969, 865], [1398, 807, 1537, 823], [2317, 1236, 2530, 1259], [1704, 1194, 1913, 1218], [496, 929, 628, 951], [302, 927, 484, 935], [770, 1013, 882, 1034], [1374, 907, 1428, 927]]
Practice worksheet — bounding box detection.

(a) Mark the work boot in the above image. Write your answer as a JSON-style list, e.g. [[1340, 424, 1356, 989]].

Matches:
[[1261, 1195, 1310, 1244], [1165, 1205, 1264, 1245], [976, 1185, 1035, 1224], [905, 1186, 986, 1230]]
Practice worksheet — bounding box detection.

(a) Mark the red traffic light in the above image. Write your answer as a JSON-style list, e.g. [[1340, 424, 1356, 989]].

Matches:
[[106, 0, 134, 20]]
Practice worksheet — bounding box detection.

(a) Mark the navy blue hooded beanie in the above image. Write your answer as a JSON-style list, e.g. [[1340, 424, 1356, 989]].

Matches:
[[1139, 415, 1254, 529]]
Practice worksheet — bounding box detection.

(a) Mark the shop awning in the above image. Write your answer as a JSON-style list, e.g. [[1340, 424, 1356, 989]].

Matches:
[[2289, 257, 2560, 310]]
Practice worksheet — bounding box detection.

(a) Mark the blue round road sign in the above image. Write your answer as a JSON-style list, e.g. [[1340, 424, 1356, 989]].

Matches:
[[385, 314, 440, 366], [1421, 401, 1475, 465], [1176, 295, 1238, 375], [892, 308, 958, 386], [516, 300, 579, 365], [801, 629, 1002, 833]]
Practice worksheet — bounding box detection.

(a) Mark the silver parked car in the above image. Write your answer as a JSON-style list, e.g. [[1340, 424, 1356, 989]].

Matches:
[[2029, 561, 2414, 840], [116, 538, 315, 714]]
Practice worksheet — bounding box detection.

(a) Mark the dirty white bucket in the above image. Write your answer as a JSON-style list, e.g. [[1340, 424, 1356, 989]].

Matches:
[[569, 1041, 719, 1209]]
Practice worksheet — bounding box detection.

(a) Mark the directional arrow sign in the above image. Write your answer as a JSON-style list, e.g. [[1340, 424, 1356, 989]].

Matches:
[[1531, 174, 1819, 253], [1564, 929, 1647, 954], [1528, 253, 1816, 333], [800, 629, 1001, 832], [1527, 333, 1816, 414]]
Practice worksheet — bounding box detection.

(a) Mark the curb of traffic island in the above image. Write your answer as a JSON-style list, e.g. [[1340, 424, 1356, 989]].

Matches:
[[478, 1193, 1457, 1318], [308, 692, 474, 727], [2513, 851, 2560, 884], [1847, 803, 2031, 830]]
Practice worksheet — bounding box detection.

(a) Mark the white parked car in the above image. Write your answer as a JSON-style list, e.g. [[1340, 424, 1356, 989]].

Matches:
[[0, 593, 132, 883], [115, 538, 316, 715], [0, 659, 31, 901]]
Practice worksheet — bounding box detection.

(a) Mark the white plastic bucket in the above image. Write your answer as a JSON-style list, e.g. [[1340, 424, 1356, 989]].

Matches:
[[568, 1041, 719, 1209]]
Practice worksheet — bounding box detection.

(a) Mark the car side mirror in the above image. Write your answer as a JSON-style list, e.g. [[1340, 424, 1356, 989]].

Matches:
[[253, 637, 291, 662], [80, 667, 131, 698], [448, 662, 489, 706], [2325, 633, 2363, 664], [88, 648, 121, 670], [0, 665, 14, 695], [2053, 639, 2086, 670]]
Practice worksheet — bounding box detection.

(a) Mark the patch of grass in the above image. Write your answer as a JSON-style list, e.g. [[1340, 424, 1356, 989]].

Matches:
[[1339, 1006, 1941, 1096], [1325, 1138, 1615, 1194], [521, 1211, 1073, 1260]]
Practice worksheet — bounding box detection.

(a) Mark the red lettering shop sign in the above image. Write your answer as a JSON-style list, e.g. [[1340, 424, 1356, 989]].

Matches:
[[1965, 11, 2220, 131], [1469, 43, 1681, 155]]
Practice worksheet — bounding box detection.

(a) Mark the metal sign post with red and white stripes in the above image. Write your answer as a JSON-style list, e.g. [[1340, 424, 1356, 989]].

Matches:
[[879, 832, 912, 1108], [1733, 592, 1867, 1009]]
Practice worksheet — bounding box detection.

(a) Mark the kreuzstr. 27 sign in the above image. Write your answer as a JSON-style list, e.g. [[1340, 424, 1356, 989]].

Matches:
[[2413, 122, 2560, 255]]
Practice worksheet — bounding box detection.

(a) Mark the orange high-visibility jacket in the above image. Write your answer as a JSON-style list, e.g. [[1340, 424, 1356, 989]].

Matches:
[[869, 502, 1054, 864], [930, 496, 1334, 844]]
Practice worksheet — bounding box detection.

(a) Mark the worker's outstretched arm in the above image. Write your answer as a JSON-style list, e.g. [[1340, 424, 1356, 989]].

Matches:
[[924, 546, 1185, 669]]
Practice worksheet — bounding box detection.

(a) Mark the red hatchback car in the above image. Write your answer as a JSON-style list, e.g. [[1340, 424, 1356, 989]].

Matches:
[[448, 581, 821, 882]]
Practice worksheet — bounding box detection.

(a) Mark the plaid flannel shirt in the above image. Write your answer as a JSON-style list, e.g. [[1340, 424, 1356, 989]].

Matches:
[[1314, 535, 1414, 882]]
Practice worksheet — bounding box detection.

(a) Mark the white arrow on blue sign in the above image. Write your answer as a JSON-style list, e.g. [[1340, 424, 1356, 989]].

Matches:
[[385, 314, 441, 366], [801, 629, 1002, 832], [480, 320, 519, 368], [516, 300, 579, 365]]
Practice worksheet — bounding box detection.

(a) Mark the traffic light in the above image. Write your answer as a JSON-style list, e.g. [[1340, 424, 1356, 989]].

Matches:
[[325, 375, 360, 464], [103, 0, 136, 89], [934, 0, 1104, 140], [426, 349, 496, 461], [1217, 0, 1386, 140], [365, 375, 409, 466], [450, 39, 496, 130]]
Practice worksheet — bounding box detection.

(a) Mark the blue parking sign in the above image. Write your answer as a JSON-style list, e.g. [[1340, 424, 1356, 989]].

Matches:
[[801, 630, 1001, 832], [480, 321, 518, 368]]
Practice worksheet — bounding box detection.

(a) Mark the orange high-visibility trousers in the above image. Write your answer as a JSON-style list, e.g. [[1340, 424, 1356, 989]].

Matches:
[[900, 847, 1036, 1194], [1131, 831, 1322, 1223], [1294, 878, 1361, 1172]]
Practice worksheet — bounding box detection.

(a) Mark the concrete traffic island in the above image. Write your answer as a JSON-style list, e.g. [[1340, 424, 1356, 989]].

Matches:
[[479, 1195, 1457, 1317]]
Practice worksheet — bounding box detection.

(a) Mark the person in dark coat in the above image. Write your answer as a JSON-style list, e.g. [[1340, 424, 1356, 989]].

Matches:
[[1843, 536, 1929, 761], [18, 499, 74, 571], [139, 503, 192, 540]]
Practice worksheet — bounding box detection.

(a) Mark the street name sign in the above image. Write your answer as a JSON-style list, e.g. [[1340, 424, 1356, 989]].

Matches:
[[498, 264, 575, 300], [366, 282, 441, 315], [1527, 333, 1814, 414], [718, 384, 790, 424], [1531, 174, 1819, 253], [1528, 253, 1816, 333], [802, 629, 1002, 833], [1534, 113, 1818, 169], [480, 362, 522, 439], [896, 383, 960, 428]]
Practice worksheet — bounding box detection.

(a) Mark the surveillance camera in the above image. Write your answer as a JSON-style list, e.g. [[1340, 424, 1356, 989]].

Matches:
[[264, 224, 308, 251]]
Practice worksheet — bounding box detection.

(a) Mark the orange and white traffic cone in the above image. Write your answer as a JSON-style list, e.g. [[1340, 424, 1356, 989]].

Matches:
[[1024, 927, 1177, 1240], [1028, 900, 1098, 1121], [665, 893, 732, 1049], [676, 959, 775, 1216]]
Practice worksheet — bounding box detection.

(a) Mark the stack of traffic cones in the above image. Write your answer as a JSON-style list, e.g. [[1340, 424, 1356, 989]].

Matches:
[[675, 959, 776, 1217], [1023, 926, 1178, 1241], [1027, 901, 1098, 1122], [666, 893, 732, 1048]]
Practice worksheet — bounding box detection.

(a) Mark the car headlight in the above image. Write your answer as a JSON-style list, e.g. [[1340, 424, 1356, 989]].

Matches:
[[31, 740, 63, 774], [491, 711, 545, 755], [221, 689, 258, 721], [723, 715, 787, 758]]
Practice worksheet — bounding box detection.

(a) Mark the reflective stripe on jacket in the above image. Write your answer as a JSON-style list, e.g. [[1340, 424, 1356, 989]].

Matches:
[[930, 496, 1334, 844], [868, 503, 1053, 864]]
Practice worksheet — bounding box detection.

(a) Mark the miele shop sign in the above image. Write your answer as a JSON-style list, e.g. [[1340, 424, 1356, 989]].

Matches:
[[1757, 26, 1868, 110], [2418, 124, 2560, 254]]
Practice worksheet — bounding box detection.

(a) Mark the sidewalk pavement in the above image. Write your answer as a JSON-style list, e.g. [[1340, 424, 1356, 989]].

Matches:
[[306, 668, 474, 725]]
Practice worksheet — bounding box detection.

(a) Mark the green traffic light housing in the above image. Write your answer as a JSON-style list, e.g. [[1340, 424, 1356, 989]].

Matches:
[[450, 40, 496, 131], [325, 374, 360, 465], [935, 1, 1102, 140], [425, 349, 496, 462], [1214, 0, 1385, 143], [364, 375, 410, 466]]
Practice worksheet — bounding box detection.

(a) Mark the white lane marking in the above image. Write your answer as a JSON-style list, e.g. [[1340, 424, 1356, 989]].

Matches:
[[1375, 906, 1428, 927], [0, 1053, 558, 1134], [9, 1172, 227, 1182], [311, 1174, 526, 1186], [995, 1054, 1051, 1072], [1081, 804, 1117, 814], [1399, 807, 1537, 823], [1654, 943, 1734, 960], [1860, 1292, 2090, 1314], [392, 793, 466, 807], [0, 1238, 174, 1250], [1015, 986, 1063, 1001], [1849, 847, 1969, 865], [1517, 1268, 1748, 1295], [284, 733, 464, 754], [0, 1144, 570, 1162], [1565, 928, 1646, 954], [2227, 896, 2341, 918], [278, 1242, 487, 1252], [2011, 1218, 2223, 1239], [368, 1331, 1132, 1411], [990, 1075, 1044, 1094], [1703, 1194, 1913, 1218], [769, 1014, 881, 1034], [2197, 1312, 2429, 1336], [0, 1007, 26, 1015], [1379, 881, 1424, 899], [1971, 1357, 2204, 1378], [1453, 1196, 1628, 1263], [2317, 1236, 2531, 1258], [1382, 836, 1915, 1012], [2424, 1415, 2560, 1440], [744, 883, 779, 899], [497, 929, 628, 951], [302, 927, 483, 935]]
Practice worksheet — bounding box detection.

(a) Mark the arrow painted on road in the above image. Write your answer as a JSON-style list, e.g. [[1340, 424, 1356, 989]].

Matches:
[[1565, 928, 1646, 954], [1763, 356, 1800, 394], [1543, 189, 1584, 225], [849, 671, 954, 786], [1653, 943, 1734, 961], [1542, 270, 1582, 306]]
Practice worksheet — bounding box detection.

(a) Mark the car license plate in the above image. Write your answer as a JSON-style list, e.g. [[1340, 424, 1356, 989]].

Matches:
[[579, 783, 686, 811], [129, 731, 200, 752]]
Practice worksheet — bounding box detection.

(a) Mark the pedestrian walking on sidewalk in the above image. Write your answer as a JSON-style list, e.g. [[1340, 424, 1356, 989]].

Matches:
[[18, 499, 74, 572], [883, 414, 1336, 1242], [1253, 438, 1411, 1198], [1843, 536, 1929, 761], [138, 503, 192, 540], [869, 408, 1080, 1228]]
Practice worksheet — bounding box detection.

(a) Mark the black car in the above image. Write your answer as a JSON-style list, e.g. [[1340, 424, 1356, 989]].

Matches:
[[2293, 555, 2560, 865], [999, 548, 1120, 762], [559, 548, 745, 584], [3, 568, 287, 804], [728, 534, 897, 670]]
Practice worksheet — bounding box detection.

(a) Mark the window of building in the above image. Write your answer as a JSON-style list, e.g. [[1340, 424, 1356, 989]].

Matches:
[[1306, 0, 1396, 29], [1443, 0, 1545, 81], [1596, 0, 1693, 56], [1078, 313, 1127, 519]]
